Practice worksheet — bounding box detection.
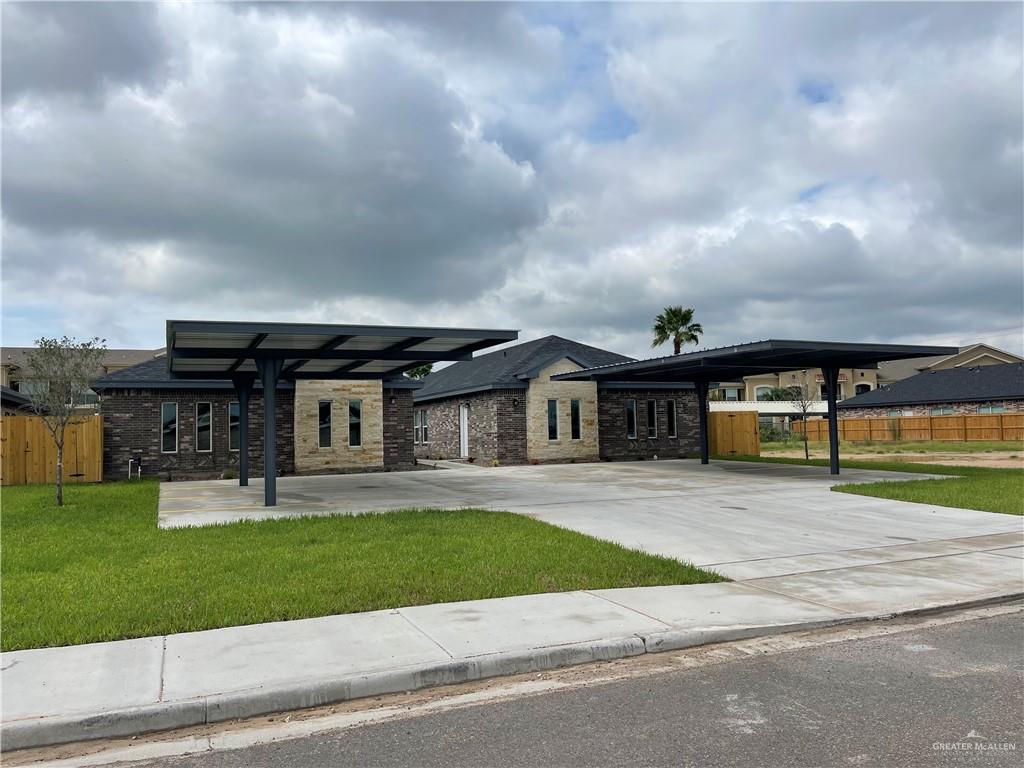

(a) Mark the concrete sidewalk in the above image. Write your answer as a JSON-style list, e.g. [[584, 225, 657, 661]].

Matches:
[[3, 529, 1021, 752]]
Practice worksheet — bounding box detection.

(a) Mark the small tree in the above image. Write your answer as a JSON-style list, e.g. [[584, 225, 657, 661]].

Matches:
[[786, 370, 818, 461], [24, 336, 107, 506], [651, 306, 703, 355], [405, 363, 433, 380]]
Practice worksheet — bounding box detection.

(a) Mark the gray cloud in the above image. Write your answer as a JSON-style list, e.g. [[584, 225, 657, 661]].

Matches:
[[2, 2, 1021, 357]]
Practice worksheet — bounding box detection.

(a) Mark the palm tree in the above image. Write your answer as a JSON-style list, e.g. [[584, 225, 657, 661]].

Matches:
[[651, 306, 703, 355]]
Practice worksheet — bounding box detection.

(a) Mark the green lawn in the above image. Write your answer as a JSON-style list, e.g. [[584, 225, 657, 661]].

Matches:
[[761, 439, 1023, 456], [718, 455, 1024, 516], [1, 481, 723, 651]]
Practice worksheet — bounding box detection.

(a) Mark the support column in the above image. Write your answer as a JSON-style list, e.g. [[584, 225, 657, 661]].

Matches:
[[255, 358, 283, 506], [823, 365, 840, 475], [696, 380, 710, 465], [231, 374, 255, 487]]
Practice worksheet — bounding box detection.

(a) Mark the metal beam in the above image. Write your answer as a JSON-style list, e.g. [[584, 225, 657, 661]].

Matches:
[[255, 358, 283, 506], [696, 380, 710, 465], [167, 319, 519, 342], [282, 335, 356, 375], [173, 348, 471, 362], [227, 334, 269, 374], [823, 365, 841, 475]]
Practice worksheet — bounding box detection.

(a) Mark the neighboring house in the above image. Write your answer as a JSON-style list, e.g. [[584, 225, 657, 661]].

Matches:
[[1, 385, 32, 416], [1, 346, 164, 410], [837, 363, 1024, 418], [714, 342, 1022, 403], [412, 335, 700, 464], [92, 357, 418, 481]]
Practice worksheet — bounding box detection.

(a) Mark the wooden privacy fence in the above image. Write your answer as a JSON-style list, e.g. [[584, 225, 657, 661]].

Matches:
[[1, 415, 103, 486], [709, 411, 760, 456], [794, 413, 1024, 443]]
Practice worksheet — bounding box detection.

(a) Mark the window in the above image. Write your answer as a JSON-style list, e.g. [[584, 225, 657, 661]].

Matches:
[[820, 384, 830, 400], [570, 399, 582, 440], [195, 403, 212, 452], [318, 401, 332, 448], [724, 388, 740, 401], [228, 402, 240, 451], [855, 383, 871, 395], [929, 407, 954, 416], [413, 411, 421, 444], [348, 399, 362, 447], [626, 399, 637, 439], [667, 400, 677, 438], [887, 409, 912, 417], [755, 386, 773, 401], [979, 405, 1006, 414], [646, 400, 658, 438], [547, 399, 559, 440], [161, 402, 178, 453], [421, 410, 429, 443]]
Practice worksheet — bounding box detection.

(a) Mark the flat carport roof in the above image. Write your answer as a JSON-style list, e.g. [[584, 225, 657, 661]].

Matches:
[[553, 339, 957, 474], [166, 319, 518, 505]]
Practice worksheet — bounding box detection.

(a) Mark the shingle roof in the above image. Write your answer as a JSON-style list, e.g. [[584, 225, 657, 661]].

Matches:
[[414, 336, 633, 402], [1, 346, 163, 372], [838, 363, 1024, 408], [92, 357, 293, 390], [1, 385, 32, 409]]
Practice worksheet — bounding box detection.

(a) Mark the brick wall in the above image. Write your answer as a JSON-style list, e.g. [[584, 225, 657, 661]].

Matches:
[[525, 359, 600, 462], [839, 400, 1024, 418], [383, 388, 415, 467], [597, 388, 699, 461], [101, 387, 295, 481], [413, 389, 527, 465], [293, 380, 384, 474]]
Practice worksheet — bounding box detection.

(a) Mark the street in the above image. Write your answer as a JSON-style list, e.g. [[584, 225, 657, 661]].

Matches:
[[108, 608, 1023, 768]]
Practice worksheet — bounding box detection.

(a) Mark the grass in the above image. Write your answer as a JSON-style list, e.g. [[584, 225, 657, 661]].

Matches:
[[0, 481, 723, 651], [761, 439, 1024, 456], [718, 454, 1024, 516]]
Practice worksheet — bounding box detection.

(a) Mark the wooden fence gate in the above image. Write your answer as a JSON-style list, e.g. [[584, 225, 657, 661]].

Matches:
[[793, 413, 1024, 443], [0, 415, 103, 486], [709, 411, 760, 456]]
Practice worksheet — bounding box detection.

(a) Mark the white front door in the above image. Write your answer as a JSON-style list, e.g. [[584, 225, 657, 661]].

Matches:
[[458, 404, 470, 458]]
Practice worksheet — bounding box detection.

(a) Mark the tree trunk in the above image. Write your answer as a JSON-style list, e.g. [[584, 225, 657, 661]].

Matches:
[[673, 339, 681, 355], [56, 441, 64, 507], [803, 417, 810, 460]]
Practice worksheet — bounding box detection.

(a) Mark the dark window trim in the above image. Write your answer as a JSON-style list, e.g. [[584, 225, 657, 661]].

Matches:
[[626, 399, 637, 439], [667, 399, 677, 438], [228, 401, 240, 452], [160, 402, 178, 454], [195, 402, 213, 453], [570, 398, 582, 441], [547, 399, 559, 441], [318, 400, 332, 449], [349, 399, 362, 448], [646, 400, 657, 438]]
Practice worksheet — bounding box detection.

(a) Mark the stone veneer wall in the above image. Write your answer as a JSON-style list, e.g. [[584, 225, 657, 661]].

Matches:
[[597, 388, 700, 461], [838, 400, 1024, 418], [101, 387, 295, 481], [293, 380, 384, 474], [525, 359, 600, 462], [382, 388, 415, 468], [413, 389, 527, 465]]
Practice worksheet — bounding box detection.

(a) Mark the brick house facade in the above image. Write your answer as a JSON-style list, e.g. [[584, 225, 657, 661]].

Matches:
[[597, 388, 700, 461], [838, 399, 1024, 418]]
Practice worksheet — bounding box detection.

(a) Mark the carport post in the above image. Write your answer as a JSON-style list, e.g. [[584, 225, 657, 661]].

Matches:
[[696, 380, 710, 465], [823, 366, 840, 475], [231, 374, 255, 487], [255, 358, 283, 506]]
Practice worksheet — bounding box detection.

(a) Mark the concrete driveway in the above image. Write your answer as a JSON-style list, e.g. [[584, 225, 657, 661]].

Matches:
[[158, 460, 1021, 583]]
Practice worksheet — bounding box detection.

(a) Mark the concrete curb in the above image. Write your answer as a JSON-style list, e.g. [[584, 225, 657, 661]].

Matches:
[[3, 594, 1021, 752]]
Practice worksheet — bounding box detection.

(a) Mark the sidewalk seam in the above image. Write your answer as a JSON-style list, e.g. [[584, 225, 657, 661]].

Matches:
[[737, 581, 847, 613], [395, 610, 454, 659], [581, 590, 673, 629], [158, 636, 168, 702]]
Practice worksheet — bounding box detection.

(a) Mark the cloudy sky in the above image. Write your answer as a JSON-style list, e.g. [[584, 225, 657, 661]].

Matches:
[[3, 2, 1022, 359]]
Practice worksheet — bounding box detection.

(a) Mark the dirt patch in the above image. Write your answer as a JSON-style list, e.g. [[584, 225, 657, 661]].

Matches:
[[762, 449, 1024, 469]]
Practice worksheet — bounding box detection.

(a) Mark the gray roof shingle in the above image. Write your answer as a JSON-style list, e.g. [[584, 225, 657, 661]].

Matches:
[[92, 357, 293, 390], [838, 363, 1024, 408], [414, 336, 633, 402]]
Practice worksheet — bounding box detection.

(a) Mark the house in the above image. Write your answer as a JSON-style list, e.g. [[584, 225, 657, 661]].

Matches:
[[837, 362, 1024, 417], [2, 346, 163, 410], [1, 385, 32, 416], [92, 356, 419, 481], [412, 335, 700, 464], [714, 342, 1022, 403]]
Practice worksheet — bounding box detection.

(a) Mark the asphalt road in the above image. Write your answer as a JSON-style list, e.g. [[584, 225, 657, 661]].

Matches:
[[129, 612, 1023, 768]]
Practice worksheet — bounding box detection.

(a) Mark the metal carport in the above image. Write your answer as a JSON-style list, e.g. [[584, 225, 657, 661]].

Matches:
[[166, 320, 518, 505], [552, 339, 957, 475]]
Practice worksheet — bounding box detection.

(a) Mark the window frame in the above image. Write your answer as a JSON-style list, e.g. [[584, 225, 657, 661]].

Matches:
[[978, 405, 1006, 414], [421, 409, 429, 444], [318, 400, 332, 449], [228, 401, 240, 452], [667, 399, 677, 438], [570, 399, 582, 441], [626, 399, 637, 439], [754, 386, 773, 401], [194, 402, 213, 453], [160, 402, 178, 454], [413, 410, 421, 444], [929, 407, 954, 416], [646, 400, 658, 438], [547, 399, 559, 441], [348, 399, 362, 447]]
